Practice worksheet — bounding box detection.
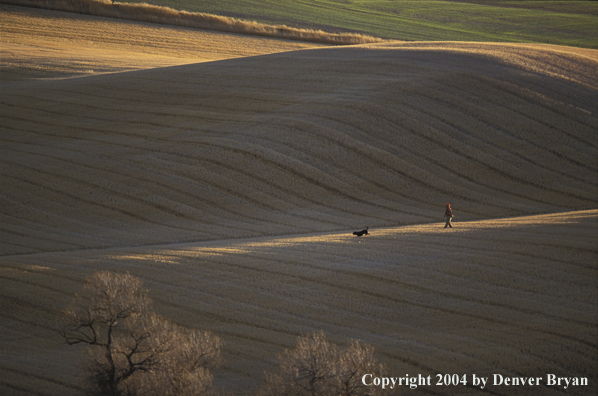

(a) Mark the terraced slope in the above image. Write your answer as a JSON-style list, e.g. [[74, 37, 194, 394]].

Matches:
[[1, 211, 596, 395], [2, 41, 597, 255]]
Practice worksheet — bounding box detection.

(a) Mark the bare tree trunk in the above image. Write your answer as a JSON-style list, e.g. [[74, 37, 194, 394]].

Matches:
[[105, 324, 118, 396]]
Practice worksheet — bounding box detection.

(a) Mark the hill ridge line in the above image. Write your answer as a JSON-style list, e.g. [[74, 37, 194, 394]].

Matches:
[[2, 209, 594, 259]]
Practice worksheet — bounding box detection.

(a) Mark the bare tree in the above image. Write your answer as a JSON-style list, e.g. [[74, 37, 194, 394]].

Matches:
[[258, 331, 392, 396], [59, 271, 222, 396], [127, 317, 224, 396], [336, 339, 386, 396]]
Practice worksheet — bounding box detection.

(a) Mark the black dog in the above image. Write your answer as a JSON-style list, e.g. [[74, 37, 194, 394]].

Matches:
[[353, 226, 369, 237]]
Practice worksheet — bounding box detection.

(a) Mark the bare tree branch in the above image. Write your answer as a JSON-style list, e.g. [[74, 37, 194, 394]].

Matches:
[[59, 271, 223, 396], [258, 331, 394, 396]]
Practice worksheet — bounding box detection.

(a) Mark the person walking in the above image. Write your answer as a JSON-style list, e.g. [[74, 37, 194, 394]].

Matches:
[[444, 203, 453, 228]]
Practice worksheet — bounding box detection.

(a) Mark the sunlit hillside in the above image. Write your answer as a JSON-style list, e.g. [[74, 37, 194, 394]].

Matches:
[[0, 4, 325, 82]]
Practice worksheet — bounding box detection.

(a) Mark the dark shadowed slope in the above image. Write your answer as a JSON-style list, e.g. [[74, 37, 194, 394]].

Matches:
[[1, 42, 597, 255], [1, 211, 596, 395]]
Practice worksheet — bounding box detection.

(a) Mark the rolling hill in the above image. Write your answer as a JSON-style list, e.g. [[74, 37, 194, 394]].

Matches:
[[123, 0, 598, 48], [2, 39, 597, 255], [1, 4, 597, 396], [1, 212, 597, 395], [4, 0, 598, 48], [0, 4, 326, 82]]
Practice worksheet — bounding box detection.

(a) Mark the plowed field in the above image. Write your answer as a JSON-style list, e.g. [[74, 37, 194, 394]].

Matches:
[[1, 4, 597, 396]]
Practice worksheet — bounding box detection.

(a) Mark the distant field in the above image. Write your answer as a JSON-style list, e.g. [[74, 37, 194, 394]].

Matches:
[[0, 4, 324, 81], [123, 0, 598, 48]]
